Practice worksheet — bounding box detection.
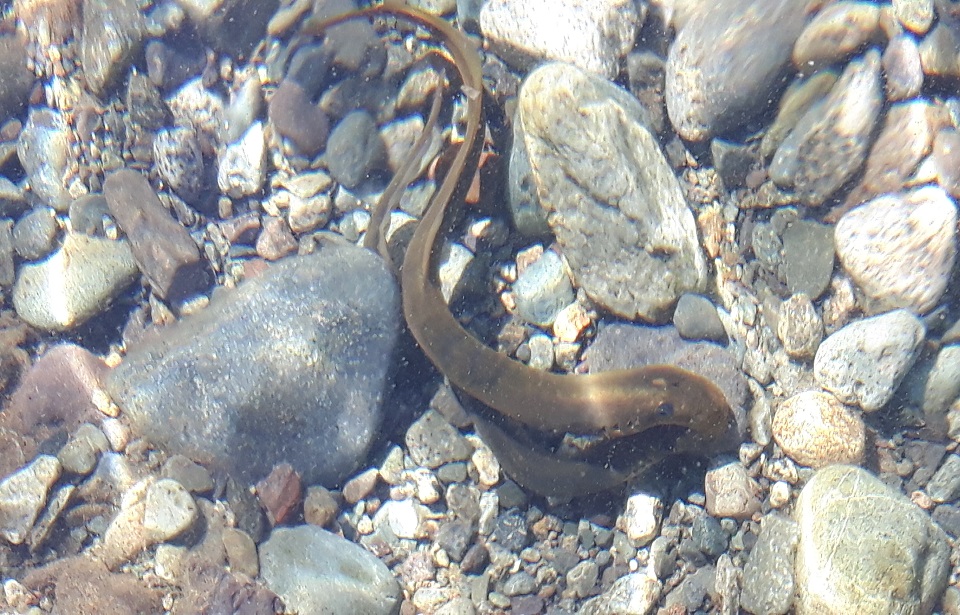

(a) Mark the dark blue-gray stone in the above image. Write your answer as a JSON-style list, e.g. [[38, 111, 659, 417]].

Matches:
[[106, 240, 399, 486]]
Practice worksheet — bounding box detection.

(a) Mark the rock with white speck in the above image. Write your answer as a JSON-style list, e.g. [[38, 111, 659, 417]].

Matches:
[[618, 493, 661, 546], [143, 478, 197, 541], [405, 409, 474, 469], [0, 455, 61, 545], [704, 459, 762, 520], [776, 294, 823, 360], [814, 309, 925, 411], [835, 186, 957, 314], [12, 232, 139, 331], [581, 569, 662, 615], [218, 120, 266, 198], [260, 525, 400, 615], [771, 390, 865, 469]]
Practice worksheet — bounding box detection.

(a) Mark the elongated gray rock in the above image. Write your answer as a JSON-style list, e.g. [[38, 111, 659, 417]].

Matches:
[[513, 62, 707, 322], [106, 240, 399, 485], [795, 465, 950, 615]]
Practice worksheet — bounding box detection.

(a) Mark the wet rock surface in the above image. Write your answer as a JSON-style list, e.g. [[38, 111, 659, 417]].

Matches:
[[1, 1, 960, 613], [107, 240, 399, 485]]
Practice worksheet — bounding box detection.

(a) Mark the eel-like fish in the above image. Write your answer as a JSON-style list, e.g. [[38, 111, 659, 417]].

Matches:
[[303, 1, 740, 495]]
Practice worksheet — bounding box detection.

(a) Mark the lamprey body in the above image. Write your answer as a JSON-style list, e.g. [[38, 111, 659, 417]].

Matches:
[[303, 1, 740, 495]]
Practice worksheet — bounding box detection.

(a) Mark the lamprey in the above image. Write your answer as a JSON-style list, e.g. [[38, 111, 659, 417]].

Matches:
[[303, 1, 740, 494]]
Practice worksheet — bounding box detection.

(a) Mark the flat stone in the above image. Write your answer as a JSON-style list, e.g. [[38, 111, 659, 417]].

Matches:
[[405, 409, 474, 469], [883, 34, 924, 101], [143, 478, 197, 542], [260, 525, 400, 614], [106, 240, 399, 486], [740, 513, 799, 615], [673, 293, 727, 344], [217, 120, 266, 198], [619, 493, 662, 546], [13, 231, 138, 331], [925, 454, 960, 503], [325, 110, 386, 190], [81, 0, 145, 95], [515, 62, 707, 322], [835, 186, 957, 314], [665, 0, 807, 141], [771, 50, 882, 205], [58, 423, 110, 476], [795, 465, 950, 614], [772, 390, 865, 469], [0, 455, 61, 545], [780, 219, 834, 300], [103, 169, 210, 302], [792, 1, 881, 70], [268, 79, 329, 157], [479, 0, 640, 79], [814, 309, 925, 411], [17, 108, 72, 210]]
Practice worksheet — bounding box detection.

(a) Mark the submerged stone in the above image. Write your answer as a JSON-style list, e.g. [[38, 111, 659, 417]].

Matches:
[[107, 240, 399, 486]]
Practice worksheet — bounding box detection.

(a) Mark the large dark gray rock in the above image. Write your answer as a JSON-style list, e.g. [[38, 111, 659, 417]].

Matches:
[[106, 240, 400, 486]]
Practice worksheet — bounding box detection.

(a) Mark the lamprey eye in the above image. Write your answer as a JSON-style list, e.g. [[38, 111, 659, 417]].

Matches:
[[656, 402, 674, 418]]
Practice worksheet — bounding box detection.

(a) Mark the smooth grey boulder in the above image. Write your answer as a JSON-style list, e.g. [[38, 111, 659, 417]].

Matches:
[[107, 240, 399, 485], [260, 525, 400, 615]]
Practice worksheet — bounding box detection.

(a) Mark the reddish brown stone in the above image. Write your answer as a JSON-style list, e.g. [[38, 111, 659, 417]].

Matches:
[[256, 463, 302, 526], [0, 344, 105, 478], [268, 79, 329, 156], [103, 169, 210, 301], [255, 216, 297, 261]]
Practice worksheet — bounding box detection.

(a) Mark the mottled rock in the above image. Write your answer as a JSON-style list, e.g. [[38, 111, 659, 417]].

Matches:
[[926, 454, 960, 503], [835, 187, 957, 314], [0, 455, 61, 545], [740, 513, 799, 615], [918, 21, 960, 78], [814, 309, 925, 411], [771, 50, 882, 205], [893, 0, 935, 34], [515, 62, 707, 321], [792, 1, 881, 70], [166, 77, 224, 155], [479, 0, 640, 78], [776, 294, 823, 360], [761, 71, 838, 161], [12, 232, 138, 331], [103, 169, 210, 301], [704, 459, 762, 520], [772, 391, 865, 469], [666, 0, 808, 141], [153, 125, 205, 202], [260, 525, 400, 614], [406, 409, 474, 469], [107, 240, 399, 486], [795, 465, 950, 615], [21, 556, 162, 614]]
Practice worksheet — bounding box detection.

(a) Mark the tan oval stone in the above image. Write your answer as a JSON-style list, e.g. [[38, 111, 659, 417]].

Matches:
[[793, 1, 882, 70], [772, 390, 865, 468]]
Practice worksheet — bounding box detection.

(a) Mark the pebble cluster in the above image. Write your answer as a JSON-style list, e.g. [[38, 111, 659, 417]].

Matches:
[[0, 0, 957, 614]]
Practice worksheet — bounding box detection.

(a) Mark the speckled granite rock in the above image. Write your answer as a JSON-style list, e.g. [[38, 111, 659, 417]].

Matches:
[[514, 62, 707, 322]]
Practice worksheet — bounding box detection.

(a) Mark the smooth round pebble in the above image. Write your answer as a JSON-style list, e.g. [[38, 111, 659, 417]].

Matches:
[[772, 390, 865, 468]]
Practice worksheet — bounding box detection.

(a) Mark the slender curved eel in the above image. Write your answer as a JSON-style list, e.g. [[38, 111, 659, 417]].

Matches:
[[304, 2, 740, 494]]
